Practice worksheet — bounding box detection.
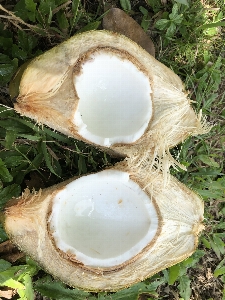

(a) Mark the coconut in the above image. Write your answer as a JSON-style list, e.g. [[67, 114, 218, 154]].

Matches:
[[4, 162, 204, 291], [14, 30, 209, 167]]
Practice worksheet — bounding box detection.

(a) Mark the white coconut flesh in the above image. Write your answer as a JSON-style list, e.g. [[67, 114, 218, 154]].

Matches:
[[73, 51, 153, 146], [49, 170, 159, 268]]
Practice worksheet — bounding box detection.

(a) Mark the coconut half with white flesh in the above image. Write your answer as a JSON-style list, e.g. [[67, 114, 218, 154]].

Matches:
[[4, 164, 204, 291], [14, 30, 208, 164]]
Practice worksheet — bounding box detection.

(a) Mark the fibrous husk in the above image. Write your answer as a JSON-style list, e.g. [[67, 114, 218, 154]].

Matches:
[[14, 30, 210, 173], [4, 161, 204, 292]]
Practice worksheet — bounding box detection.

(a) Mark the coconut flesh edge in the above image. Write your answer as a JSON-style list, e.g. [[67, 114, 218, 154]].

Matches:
[[49, 170, 159, 268], [73, 51, 153, 147]]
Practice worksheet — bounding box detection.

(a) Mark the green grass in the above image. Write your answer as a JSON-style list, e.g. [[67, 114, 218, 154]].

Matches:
[[0, 0, 224, 299]]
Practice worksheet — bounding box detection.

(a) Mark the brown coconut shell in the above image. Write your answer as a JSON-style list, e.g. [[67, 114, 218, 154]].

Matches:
[[14, 30, 209, 167], [102, 8, 155, 57], [4, 162, 204, 291]]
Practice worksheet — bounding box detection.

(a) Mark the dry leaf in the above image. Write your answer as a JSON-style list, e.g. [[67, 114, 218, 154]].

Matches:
[[0, 289, 14, 299], [0, 240, 24, 263]]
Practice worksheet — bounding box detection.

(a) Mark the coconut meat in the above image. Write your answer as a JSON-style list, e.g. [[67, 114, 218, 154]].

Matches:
[[49, 170, 158, 268], [73, 51, 152, 146]]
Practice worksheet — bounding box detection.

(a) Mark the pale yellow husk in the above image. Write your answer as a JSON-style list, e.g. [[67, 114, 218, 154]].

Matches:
[[14, 30, 210, 169], [4, 162, 204, 292]]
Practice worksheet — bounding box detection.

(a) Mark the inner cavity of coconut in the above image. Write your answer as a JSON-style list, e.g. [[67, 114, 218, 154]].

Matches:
[[73, 50, 152, 146], [49, 170, 159, 268]]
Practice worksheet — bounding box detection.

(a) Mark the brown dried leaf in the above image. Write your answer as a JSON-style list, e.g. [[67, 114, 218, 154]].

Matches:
[[0, 240, 14, 254], [0, 288, 14, 299], [0, 240, 24, 263], [102, 8, 155, 57]]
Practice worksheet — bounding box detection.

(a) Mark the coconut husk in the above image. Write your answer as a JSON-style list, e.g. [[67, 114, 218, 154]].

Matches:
[[4, 162, 204, 291], [14, 30, 210, 174]]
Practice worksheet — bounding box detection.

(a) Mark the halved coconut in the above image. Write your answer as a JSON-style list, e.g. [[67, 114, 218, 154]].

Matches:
[[4, 163, 204, 291], [14, 30, 208, 163]]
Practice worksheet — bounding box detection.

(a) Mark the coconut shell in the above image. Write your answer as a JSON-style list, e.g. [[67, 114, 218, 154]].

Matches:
[[102, 8, 155, 57], [4, 163, 204, 291]]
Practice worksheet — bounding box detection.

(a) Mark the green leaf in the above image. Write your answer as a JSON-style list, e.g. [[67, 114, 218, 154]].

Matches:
[[209, 237, 221, 259], [14, 0, 29, 21], [178, 275, 191, 300], [0, 184, 21, 210], [201, 237, 211, 249], [145, 0, 162, 12], [213, 235, 225, 255], [0, 265, 27, 284], [120, 0, 131, 11], [199, 21, 225, 30], [26, 257, 40, 269], [18, 30, 38, 53], [139, 6, 148, 16], [1, 278, 24, 289], [173, 14, 183, 25], [26, 153, 44, 171], [0, 159, 13, 182], [215, 223, 225, 230], [214, 267, 225, 278], [196, 189, 223, 199], [166, 22, 177, 37], [78, 156, 87, 175], [174, 0, 189, 6], [76, 21, 101, 33], [5, 130, 17, 149], [198, 155, 220, 168], [139, 6, 150, 31], [38, 0, 57, 15], [4, 156, 25, 168], [0, 118, 32, 133], [169, 4, 179, 20], [35, 277, 91, 300], [0, 36, 13, 50], [70, 0, 80, 33], [12, 44, 27, 60], [18, 134, 42, 141], [43, 127, 70, 143], [141, 15, 150, 32], [57, 11, 69, 30], [0, 224, 8, 243], [182, 250, 205, 268], [111, 281, 163, 300], [155, 19, 170, 30], [0, 58, 18, 85], [0, 260, 11, 272], [191, 168, 222, 176], [0, 54, 11, 64], [25, 0, 37, 12], [41, 141, 60, 177], [0, 264, 38, 292], [23, 273, 35, 300], [24, 0, 36, 21], [0, 63, 15, 77], [0, 24, 13, 38], [168, 264, 180, 285], [48, 7, 53, 24]]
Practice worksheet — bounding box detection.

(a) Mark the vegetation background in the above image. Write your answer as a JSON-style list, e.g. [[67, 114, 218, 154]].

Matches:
[[0, 0, 224, 299]]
